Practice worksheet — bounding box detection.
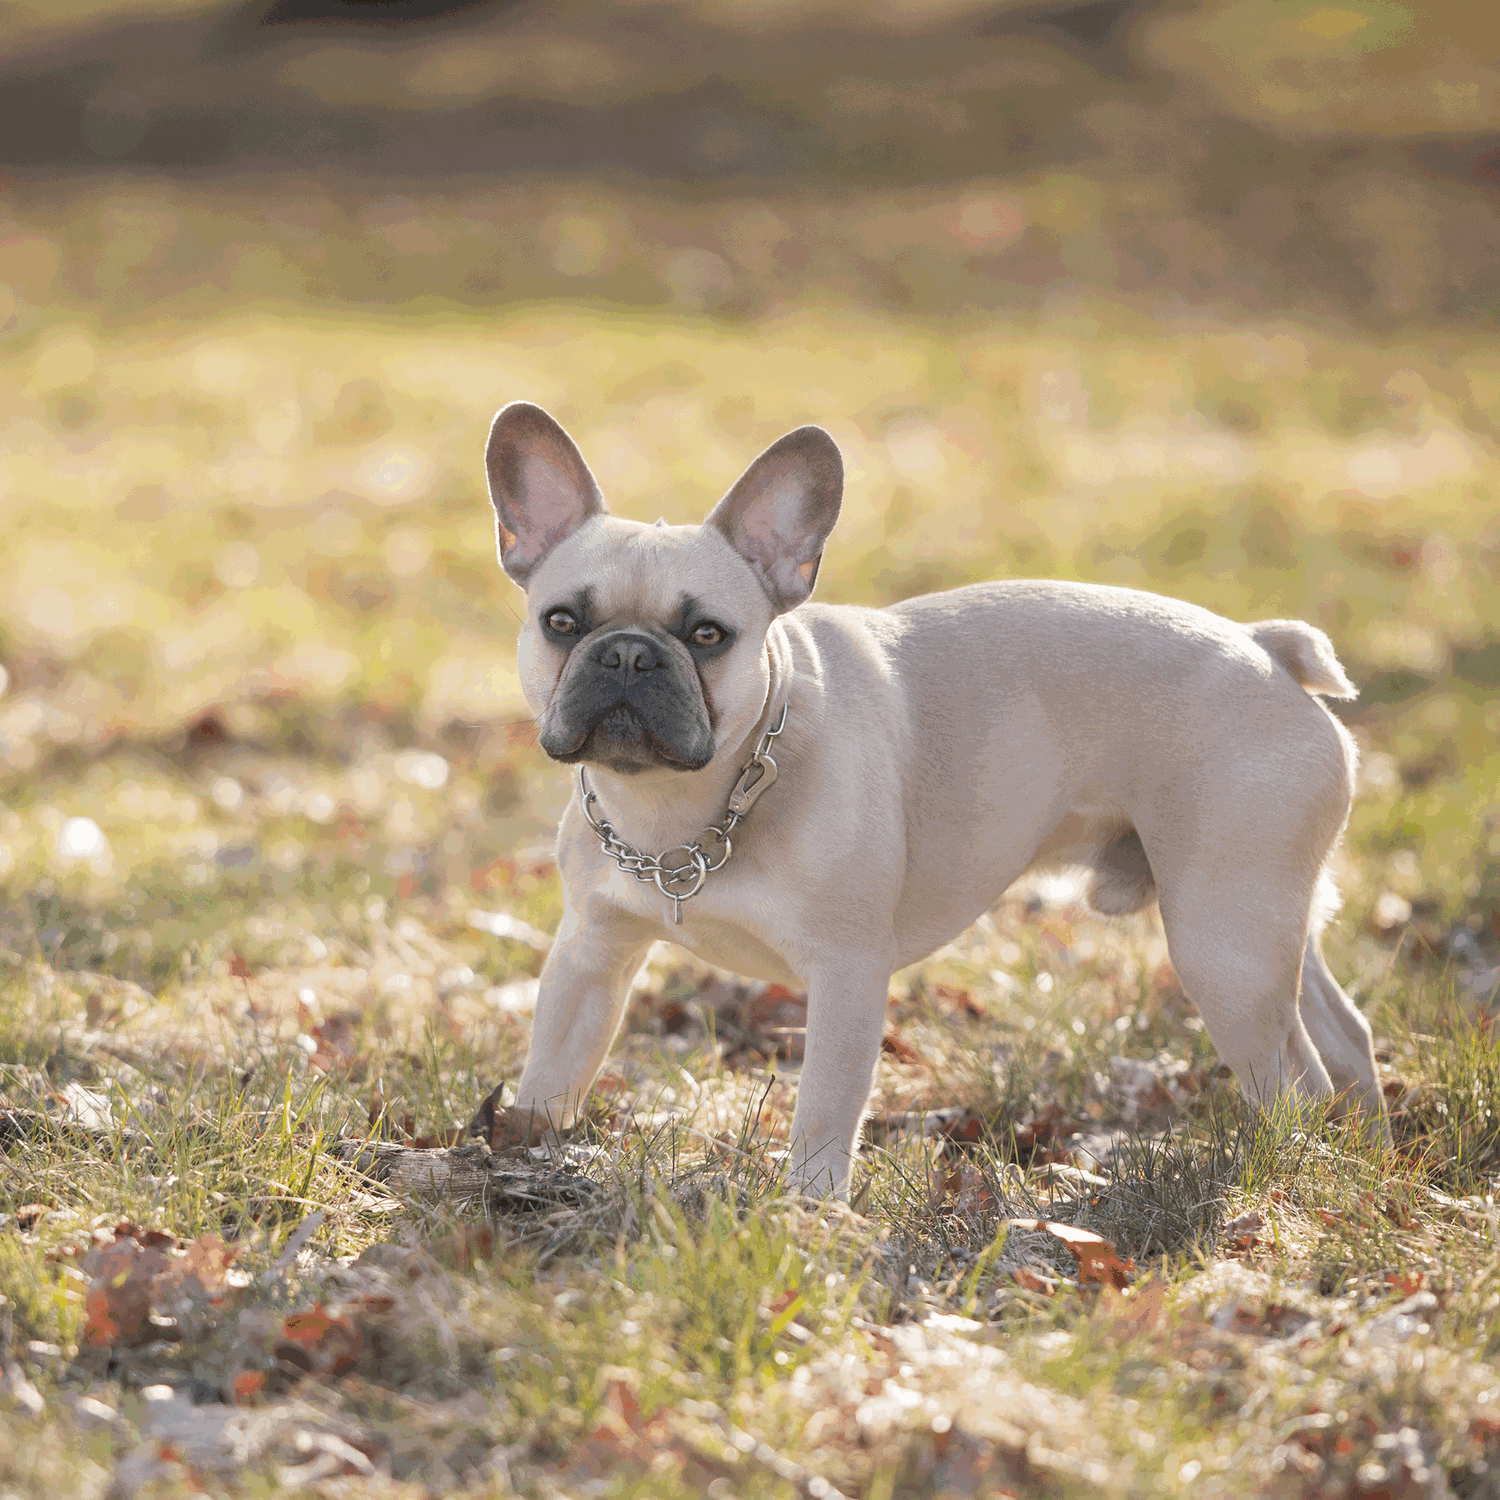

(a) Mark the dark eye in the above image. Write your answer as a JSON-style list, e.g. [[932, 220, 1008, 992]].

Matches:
[[544, 608, 579, 636], [690, 621, 726, 648]]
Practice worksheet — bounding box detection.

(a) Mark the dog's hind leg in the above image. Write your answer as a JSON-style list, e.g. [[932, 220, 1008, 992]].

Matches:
[[1299, 932, 1389, 1143], [1155, 864, 1334, 1119]]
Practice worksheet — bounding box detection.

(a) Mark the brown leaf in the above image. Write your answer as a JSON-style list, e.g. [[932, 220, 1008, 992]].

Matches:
[[1008, 1219, 1135, 1289], [469, 858, 516, 892], [1221, 1210, 1265, 1252], [227, 952, 253, 981], [939, 1108, 987, 1144], [604, 1377, 641, 1431], [83, 1238, 170, 1347], [232, 1370, 266, 1405], [1012, 1266, 1060, 1295], [1381, 1196, 1415, 1229], [1383, 1269, 1425, 1297], [881, 1028, 922, 1065], [931, 1167, 964, 1208], [177, 1233, 237, 1297], [432, 1224, 502, 1274], [112, 1221, 178, 1250], [274, 1304, 363, 1379], [307, 1012, 361, 1075], [1011, 1103, 1082, 1153], [1098, 1277, 1168, 1336], [468, 1089, 549, 1153], [14, 1203, 50, 1232], [953, 1163, 999, 1216], [934, 983, 984, 1019]]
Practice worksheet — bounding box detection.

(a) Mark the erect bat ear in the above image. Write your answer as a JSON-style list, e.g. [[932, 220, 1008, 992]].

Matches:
[[705, 426, 843, 612], [484, 402, 607, 586]]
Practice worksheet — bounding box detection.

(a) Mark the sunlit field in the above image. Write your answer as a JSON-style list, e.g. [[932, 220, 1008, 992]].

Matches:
[[3, 17, 1500, 1490]]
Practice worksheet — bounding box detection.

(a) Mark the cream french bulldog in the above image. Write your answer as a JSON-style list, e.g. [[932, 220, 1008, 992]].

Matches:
[[480, 400, 1386, 1197]]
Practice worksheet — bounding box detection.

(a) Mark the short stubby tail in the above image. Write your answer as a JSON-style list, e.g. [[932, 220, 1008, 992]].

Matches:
[[1247, 620, 1357, 700]]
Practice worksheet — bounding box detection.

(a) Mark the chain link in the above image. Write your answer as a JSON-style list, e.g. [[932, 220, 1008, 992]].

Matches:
[[577, 703, 788, 924]]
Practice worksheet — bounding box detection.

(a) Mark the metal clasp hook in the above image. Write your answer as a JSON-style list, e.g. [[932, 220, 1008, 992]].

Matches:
[[726, 752, 778, 818]]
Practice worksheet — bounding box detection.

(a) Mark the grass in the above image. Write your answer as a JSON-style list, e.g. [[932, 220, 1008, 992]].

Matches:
[[2, 183, 1499, 1494]]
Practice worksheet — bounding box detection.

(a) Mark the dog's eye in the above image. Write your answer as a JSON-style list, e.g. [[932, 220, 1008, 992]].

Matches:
[[544, 608, 579, 636], [689, 622, 726, 648]]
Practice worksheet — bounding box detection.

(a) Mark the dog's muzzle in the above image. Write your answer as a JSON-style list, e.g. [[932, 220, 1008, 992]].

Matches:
[[538, 629, 715, 772]]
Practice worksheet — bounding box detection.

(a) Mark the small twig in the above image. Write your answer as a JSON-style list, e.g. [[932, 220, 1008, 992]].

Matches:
[[268, 1209, 326, 1280]]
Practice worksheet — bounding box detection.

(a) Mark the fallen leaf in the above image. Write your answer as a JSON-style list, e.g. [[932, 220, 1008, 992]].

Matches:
[[175, 1233, 238, 1298], [231, 1370, 266, 1404], [1011, 1103, 1082, 1155], [14, 1203, 50, 1231], [82, 1238, 170, 1347], [112, 1221, 178, 1250], [1012, 1266, 1060, 1295], [939, 1108, 988, 1144], [1383, 1269, 1426, 1298], [274, 1304, 363, 1379], [1381, 1197, 1415, 1229], [433, 1224, 501, 1273], [931, 1167, 964, 1209], [604, 1376, 641, 1431], [307, 1012, 361, 1075], [881, 1029, 922, 1065], [1221, 1210, 1264, 1252], [227, 952, 253, 981], [1008, 1219, 1135, 1289], [1098, 1277, 1168, 1336], [469, 858, 516, 891], [954, 1163, 999, 1216], [934, 983, 984, 1019]]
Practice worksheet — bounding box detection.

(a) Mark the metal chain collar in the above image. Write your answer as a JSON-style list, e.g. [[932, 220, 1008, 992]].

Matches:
[[577, 703, 788, 925]]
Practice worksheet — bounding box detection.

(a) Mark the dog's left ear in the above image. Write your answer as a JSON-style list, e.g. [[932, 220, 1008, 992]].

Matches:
[[485, 402, 607, 586], [706, 426, 843, 612]]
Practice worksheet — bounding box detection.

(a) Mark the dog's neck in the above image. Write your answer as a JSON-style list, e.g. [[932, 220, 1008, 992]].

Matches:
[[576, 619, 795, 855]]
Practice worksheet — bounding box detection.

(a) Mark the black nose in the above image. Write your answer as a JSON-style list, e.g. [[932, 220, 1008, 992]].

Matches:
[[594, 633, 662, 674]]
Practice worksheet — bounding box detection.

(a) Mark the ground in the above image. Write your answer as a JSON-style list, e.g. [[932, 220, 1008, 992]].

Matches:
[[3, 0, 1500, 1458]]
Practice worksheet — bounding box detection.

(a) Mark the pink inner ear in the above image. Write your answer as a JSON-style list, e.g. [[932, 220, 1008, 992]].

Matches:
[[520, 450, 586, 554], [738, 472, 813, 554]]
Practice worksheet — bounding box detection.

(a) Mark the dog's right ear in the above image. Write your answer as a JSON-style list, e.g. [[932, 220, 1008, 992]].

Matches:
[[485, 402, 607, 586]]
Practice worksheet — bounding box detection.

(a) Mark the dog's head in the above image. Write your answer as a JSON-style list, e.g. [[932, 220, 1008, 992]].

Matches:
[[485, 401, 842, 776]]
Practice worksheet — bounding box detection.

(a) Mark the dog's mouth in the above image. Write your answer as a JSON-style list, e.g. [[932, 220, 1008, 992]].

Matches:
[[539, 701, 714, 775]]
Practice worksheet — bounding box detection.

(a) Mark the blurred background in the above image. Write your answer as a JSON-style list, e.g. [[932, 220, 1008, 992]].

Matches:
[[0, 0, 1497, 997]]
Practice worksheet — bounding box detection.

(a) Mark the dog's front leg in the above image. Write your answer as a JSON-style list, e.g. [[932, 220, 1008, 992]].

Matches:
[[784, 961, 893, 1200], [509, 898, 654, 1136]]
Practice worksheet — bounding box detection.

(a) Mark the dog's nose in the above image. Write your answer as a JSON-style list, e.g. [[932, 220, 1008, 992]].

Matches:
[[594, 633, 662, 674]]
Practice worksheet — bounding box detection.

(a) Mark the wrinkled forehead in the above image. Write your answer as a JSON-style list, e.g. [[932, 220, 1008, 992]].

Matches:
[[525, 518, 770, 625]]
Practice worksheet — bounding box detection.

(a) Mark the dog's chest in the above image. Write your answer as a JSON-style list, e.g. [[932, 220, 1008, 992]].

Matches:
[[673, 915, 800, 987], [595, 864, 800, 985]]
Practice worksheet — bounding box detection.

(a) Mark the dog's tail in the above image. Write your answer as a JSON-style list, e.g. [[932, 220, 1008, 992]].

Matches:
[[1247, 620, 1357, 699]]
